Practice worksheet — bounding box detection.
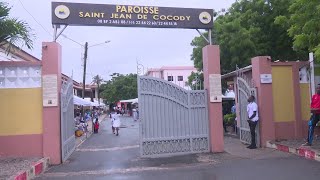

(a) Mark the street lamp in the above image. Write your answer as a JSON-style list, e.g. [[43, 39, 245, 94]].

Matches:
[[89, 41, 111, 48], [137, 60, 145, 76], [82, 41, 111, 99], [60, 34, 111, 99]]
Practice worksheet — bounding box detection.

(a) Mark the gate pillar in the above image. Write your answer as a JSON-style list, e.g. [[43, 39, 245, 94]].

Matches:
[[42, 42, 62, 164], [251, 56, 275, 147], [203, 45, 224, 152]]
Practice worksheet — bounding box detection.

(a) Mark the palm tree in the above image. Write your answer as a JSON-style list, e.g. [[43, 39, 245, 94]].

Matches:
[[0, 2, 33, 53], [92, 75, 103, 105]]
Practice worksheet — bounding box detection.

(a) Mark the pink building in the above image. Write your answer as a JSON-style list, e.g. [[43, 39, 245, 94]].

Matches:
[[145, 66, 197, 89]]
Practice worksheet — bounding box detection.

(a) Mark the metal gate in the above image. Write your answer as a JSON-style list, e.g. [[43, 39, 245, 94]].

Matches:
[[61, 78, 76, 162], [138, 76, 209, 157], [237, 77, 260, 147]]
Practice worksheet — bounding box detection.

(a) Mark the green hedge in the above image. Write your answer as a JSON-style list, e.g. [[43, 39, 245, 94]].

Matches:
[[224, 113, 236, 126]]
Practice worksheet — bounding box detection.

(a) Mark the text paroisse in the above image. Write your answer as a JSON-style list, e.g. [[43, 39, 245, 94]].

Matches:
[[79, 5, 191, 21]]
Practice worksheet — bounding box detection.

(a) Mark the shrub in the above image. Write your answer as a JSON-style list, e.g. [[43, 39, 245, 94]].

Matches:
[[224, 113, 236, 126]]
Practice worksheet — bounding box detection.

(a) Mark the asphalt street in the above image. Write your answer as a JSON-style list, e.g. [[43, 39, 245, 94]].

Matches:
[[36, 116, 320, 180]]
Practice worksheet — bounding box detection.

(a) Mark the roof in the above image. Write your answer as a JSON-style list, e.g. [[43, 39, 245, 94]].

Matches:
[[221, 65, 252, 79], [160, 66, 196, 71], [0, 43, 40, 62], [146, 66, 196, 73], [147, 68, 161, 72]]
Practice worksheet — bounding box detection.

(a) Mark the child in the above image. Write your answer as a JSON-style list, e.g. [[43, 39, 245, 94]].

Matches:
[[94, 118, 99, 133]]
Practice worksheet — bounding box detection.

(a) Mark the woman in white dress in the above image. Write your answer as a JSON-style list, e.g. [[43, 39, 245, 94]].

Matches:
[[111, 110, 121, 136], [132, 108, 137, 121]]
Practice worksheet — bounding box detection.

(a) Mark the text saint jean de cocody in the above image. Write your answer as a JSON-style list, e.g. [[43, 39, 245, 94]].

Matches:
[[79, 5, 191, 21]]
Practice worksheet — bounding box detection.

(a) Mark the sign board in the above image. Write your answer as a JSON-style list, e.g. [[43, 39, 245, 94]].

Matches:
[[260, 74, 272, 84], [52, 2, 213, 29], [42, 74, 58, 107], [209, 74, 222, 103]]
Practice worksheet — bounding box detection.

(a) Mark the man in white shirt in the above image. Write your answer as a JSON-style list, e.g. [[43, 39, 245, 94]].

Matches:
[[247, 95, 259, 149]]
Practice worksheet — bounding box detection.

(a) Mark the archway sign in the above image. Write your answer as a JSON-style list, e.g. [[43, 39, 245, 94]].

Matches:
[[51, 2, 213, 43]]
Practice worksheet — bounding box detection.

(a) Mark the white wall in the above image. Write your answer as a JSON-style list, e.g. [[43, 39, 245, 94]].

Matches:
[[162, 69, 195, 89], [148, 71, 162, 78]]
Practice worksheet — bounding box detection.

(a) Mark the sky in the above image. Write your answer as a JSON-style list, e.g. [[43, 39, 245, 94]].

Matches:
[[8, 0, 235, 82]]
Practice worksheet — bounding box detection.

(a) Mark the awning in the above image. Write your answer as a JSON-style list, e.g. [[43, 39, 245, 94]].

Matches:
[[224, 91, 235, 98], [91, 100, 106, 107], [73, 96, 93, 106], [222, 95, 235, 101], [120, 98, 138, 103]]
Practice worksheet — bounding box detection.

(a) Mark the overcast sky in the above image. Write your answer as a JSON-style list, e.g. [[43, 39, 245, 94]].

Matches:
[[8, 0, 235, 82]]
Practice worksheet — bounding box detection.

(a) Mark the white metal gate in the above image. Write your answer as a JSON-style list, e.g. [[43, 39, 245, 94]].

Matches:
[[138, 76, 209, 157], [237, 77, 260, 147], [61, 78, 75, 162]]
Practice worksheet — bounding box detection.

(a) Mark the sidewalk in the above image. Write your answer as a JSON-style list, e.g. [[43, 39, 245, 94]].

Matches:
[[76, 114, 107, 147], [267, 139, 320, 162], [0, 157, 49, 180], [224, 136, 293, 159], [0, 114, 107, 180]]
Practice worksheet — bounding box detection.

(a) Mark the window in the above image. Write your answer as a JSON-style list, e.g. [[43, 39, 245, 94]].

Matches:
[[168, 76, 173, 81], [178, 76, 183, 81]]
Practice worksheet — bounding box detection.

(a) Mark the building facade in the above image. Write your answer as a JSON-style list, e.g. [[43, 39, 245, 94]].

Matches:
[[1, 44, 99, 100], [145, 66, 197, 89]]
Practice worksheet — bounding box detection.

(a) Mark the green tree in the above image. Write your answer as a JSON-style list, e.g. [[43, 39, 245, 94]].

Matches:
[[189, 0, 307, 79], [275, 0, 320, 58], [100, 73, 137, 104], [187, 71, 204, 90], [0, 2, 33, 53]]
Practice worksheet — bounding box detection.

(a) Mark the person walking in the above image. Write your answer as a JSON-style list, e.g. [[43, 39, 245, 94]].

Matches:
[[132, 107, 138, 121], [304, 86, 320, 146], [110, 109, 121, 136], [247, 95, 259, 149], [110, 108, 116, 134]]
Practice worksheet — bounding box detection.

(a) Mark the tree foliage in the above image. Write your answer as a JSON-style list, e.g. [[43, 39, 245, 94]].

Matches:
[[187, 71, 204, 90], [100, 73, 137, 104], [275, 0, 320, 58], [0, 2, 33, 53], [190, 0, 308, 78]]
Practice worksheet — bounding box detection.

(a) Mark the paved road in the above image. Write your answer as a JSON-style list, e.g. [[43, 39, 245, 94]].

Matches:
[[36, 116, 320, 180]]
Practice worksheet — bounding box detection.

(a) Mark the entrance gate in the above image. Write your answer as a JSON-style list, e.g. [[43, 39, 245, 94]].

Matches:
[[138, 76, 210, 157], [237, 77, 260, 147], [61, 78, 76, 162]]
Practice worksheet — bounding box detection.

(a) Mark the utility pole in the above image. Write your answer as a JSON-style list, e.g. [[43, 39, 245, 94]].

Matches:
[[82, 42, 88, 99], [97, 76, 101, 106]]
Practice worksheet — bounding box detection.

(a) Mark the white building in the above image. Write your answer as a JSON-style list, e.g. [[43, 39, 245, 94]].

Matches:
[[145, 66, 197, 89]]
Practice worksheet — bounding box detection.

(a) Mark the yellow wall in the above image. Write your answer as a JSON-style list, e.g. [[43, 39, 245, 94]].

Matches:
[[315, 67, 320, 76], [0, 88, 42, 136], [300, 84, 311, 121], [272, 66, 295, 122]]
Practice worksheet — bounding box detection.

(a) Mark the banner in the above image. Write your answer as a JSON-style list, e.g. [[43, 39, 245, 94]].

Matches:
[[52, 2, 213, 29]]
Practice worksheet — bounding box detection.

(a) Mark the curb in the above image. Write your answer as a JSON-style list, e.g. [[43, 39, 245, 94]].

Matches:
[[10, 157, 49, 180], [266, 141, 320, 162]]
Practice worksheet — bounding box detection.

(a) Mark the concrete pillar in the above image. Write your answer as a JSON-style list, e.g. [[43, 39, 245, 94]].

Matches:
[[95, 87, 98, 101], [203, 45, 224, 152], [292, 63, 303, 139], [42, 42, 62, 164], [251, 56, 275, 147]]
